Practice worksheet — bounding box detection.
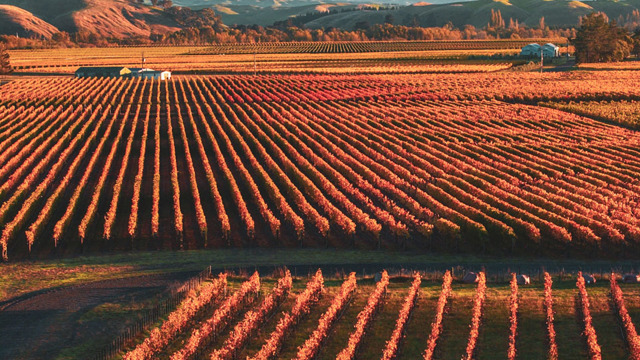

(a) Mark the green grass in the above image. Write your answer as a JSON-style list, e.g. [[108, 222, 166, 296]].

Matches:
[[316, 282, 370, 359], [357, 281, 409, 359], [435, 283, 477, 360], [398, 282, 441, 359], [2, 247, 636, 303], [515, 285, 547, 360], [476, 284, 510, 360]]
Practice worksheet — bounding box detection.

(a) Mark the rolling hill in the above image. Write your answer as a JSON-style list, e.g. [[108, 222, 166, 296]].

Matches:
[[0, 0, 180, 38], [217, 0, 640, 28], [0, 5, 60, 38], [0, 0, 638, 37]]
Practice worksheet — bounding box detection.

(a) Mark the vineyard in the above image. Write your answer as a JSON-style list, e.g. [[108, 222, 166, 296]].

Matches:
[[6, 40, 569, 74], [7, 52, 514, 75], [1, 70, 640, 260], [112, 269, 640, 360], [191, 40, 567, 55], [542, 100, 640, 129]]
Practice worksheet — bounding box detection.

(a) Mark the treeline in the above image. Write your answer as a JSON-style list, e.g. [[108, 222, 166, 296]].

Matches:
[[0, 23, 575, 49], [1, 4, 635, 49]]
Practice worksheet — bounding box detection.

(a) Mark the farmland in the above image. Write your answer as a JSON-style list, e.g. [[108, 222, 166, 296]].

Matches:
[[107, 269, 640, 360], [2, 248, 640, 359], [1, 67, 640, 261], [1, 40, 640, 359], [6, 40, 566, 75]]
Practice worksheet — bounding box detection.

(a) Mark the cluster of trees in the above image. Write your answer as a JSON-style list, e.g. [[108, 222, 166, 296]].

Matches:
[[120, 22, 576, 45], [0, 22, 575, 49], [164, 7, 223, 29], [0, 44, 11, 74], [573, 13, 640, 63], [484, 10, 566, 39]]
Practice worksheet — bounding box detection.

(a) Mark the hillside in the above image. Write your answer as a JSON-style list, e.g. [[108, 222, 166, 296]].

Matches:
[[0, 0, 180, 38], [69, 0, 180, 37], [0, 0, 638, 36], [205, 0, 640, 28], [0, 5, 59, 38]]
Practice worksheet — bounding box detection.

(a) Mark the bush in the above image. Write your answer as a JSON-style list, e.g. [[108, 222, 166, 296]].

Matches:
[[0, 44, 12, 74]]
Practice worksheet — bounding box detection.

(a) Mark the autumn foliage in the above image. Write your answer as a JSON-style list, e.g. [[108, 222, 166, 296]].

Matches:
[[423, 271, 452, 360], [0, 70, 638, 259], [337, 270, 389, 360], [123, 273, 228, 360], [576, 272, 602, 360], [463, 271, 486, 360], [544, 272, 558, 360], [382, 273, 421, 360], [610, 274, 640, 360]]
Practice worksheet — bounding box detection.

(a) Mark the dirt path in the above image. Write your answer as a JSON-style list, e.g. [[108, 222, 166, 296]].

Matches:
[[0, 271, 196, 360]]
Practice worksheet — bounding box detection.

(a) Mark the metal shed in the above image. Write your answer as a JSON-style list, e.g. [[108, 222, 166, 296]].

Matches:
[[75, 67, 131, 78]]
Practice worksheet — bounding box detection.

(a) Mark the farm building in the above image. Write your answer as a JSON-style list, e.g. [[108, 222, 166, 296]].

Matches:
[[129, 68, 172, 80], [542, 43, 560, 58], [520, 43, 541, 57], [520, 43, 559, 58], [75, 67, 131, 78]]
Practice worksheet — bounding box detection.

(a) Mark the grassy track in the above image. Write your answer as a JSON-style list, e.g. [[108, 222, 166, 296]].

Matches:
[[515, 285, 546, 360], [397, 282, 440, 359], [476, 284, 510, 360], [2, 248, 638, 304]]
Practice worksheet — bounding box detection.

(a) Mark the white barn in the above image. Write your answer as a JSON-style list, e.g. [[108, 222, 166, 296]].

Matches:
[[129, 68, 172, 80]]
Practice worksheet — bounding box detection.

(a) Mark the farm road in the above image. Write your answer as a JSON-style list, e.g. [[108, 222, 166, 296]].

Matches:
[[0, 271, 195, 360]]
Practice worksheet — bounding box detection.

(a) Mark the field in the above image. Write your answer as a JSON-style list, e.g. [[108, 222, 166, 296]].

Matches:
[[1, 41, 640, 359], [541, 100, 640, 129], [190, 40, 567, 55], [5, 40, 569, 75], [2, 248, 640, 359], [106, 269, 640, 360], [1, 67, 640, 261]]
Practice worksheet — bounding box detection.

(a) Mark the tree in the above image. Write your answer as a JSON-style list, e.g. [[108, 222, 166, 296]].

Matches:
[[633, 28, 640, 57], [572, 12, 633, 63], [0, 44, 12, 75], [490, 9, 505, 29], [151, 0, 158, 5], [384, 13, 394, 25], [508, 17, 520, 30], [162, 0, 173, 9]]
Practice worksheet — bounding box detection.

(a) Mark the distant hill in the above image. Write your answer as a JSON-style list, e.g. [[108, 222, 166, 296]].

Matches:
[[196, 0, 640, 28], [0, 5, 60, 38], [0, 0, 180, 38]]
